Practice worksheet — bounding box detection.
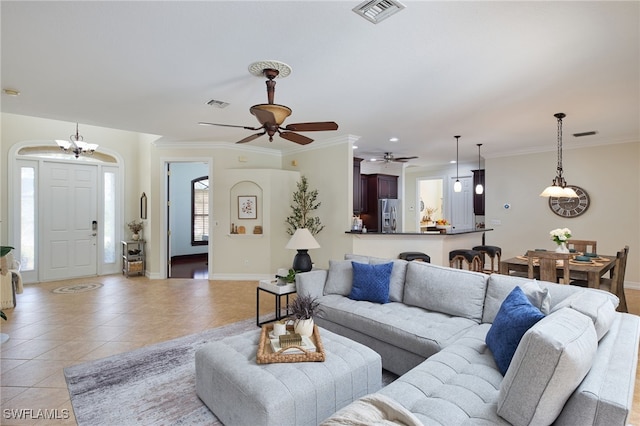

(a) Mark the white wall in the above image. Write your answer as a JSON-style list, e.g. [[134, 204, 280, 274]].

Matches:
[[485, 141, 639, 285]]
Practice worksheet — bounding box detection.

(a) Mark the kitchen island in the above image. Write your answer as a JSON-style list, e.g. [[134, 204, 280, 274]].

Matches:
[[345, 229, 492, 267]]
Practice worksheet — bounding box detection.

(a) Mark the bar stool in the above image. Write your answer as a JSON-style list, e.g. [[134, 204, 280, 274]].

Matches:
[[398, 252, 431, 263], [472, 245, 502, 273], [449, 249, 482, 271]]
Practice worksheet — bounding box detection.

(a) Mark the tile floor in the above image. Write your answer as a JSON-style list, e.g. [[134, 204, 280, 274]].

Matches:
[[1, 274, 639, 425]]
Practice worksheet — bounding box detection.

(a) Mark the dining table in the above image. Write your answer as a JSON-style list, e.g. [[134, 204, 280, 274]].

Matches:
[[499, 252, 617, 289]]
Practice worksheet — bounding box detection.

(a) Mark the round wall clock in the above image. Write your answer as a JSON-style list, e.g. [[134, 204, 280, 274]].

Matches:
[[548, 185, 590, 218]]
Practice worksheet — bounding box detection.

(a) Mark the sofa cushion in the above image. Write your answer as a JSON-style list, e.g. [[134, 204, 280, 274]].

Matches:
[[483, 274, 551, 323], [403, 261, 487, 322], [377, 324, 511, 425], [324, 259, 365, 296], [486, 287, 545, 375], [551, 289, 617, 340], [369, 257, 408, 302], [316, 295, 478, 359], [349, 261, 393, 304], [498, 307, 597, 426]]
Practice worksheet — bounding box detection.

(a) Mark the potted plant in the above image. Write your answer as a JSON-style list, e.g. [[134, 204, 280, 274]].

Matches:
[[288, 294, 322, 337], [128, 220, 143, 240], [275, 269, 297, 286], [285, 176, 324, 236]]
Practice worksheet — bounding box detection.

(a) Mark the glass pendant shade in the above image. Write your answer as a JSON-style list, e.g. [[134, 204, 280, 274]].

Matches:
[[475, 143, 484, 194], [453, 135, 462, 192]]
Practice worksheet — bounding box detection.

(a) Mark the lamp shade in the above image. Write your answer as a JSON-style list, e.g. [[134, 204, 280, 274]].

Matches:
[[285, 228, 320, 250]]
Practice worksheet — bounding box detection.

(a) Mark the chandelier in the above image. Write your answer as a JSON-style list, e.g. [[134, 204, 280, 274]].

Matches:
[[55, 123, 99, 158], [540, 113, 578, 198]]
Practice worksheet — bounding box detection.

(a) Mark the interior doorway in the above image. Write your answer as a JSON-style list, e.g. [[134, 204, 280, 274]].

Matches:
[[417, 178, 443, 230], [166, 162, 210, 279]]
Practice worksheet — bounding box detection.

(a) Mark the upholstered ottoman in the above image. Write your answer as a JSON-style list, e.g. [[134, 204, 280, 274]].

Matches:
[[195, 326, 382, 426]]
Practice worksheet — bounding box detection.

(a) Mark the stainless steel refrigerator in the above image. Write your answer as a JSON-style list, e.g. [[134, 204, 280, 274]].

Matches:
[[378, 199, 401, 233]]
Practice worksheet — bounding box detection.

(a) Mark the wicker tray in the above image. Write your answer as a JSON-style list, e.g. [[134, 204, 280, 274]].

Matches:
[[256, 324, 326, 364]]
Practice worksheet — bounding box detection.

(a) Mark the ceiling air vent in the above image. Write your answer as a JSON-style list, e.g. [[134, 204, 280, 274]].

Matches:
[[207, 99, 230, 108], [573, 131, 597, 137], [353, 0, 406, 24]]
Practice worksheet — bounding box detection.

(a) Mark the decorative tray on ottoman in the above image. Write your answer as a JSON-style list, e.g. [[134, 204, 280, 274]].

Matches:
[[256, 324, 326, 364]]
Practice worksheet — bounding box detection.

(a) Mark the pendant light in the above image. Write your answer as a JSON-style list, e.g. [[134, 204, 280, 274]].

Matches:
[[55, 123, 99, 159], [453, 135, 462, 192], [475, 143, 484, 195], [540, 113, 578, 198]]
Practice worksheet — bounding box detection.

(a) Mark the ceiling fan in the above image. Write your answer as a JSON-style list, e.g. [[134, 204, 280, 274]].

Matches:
[[199, 67, 338, 145], [371, 152, 418, 163]]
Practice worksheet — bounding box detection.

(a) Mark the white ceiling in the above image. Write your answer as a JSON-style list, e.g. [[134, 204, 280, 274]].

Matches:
[[1, 1, 638, 168]]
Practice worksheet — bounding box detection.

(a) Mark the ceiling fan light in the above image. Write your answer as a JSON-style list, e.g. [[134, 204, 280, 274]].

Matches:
[[251, 104, 292, 125]]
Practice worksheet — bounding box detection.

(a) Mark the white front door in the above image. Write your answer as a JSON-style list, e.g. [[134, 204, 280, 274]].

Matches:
[[41, 162, 98, 280], [449, 176, 474, 231]]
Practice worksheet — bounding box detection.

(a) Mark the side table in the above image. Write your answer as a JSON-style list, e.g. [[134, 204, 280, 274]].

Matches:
[[256, 279, 296, 326]]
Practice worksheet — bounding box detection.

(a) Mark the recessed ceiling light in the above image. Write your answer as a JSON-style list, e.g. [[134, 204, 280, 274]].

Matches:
[[3, 88, 20, 96], [450, 160, 457, 164], [389, 137, 399, 142], [353, 145, 358, 149]]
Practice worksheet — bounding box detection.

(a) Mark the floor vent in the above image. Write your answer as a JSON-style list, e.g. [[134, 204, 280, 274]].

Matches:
[[207, 99, 230, 108], [353, 0, 406, 24]]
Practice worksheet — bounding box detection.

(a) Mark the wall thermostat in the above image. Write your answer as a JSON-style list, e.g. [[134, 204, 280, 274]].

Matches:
[[503, 203, 511, 210]]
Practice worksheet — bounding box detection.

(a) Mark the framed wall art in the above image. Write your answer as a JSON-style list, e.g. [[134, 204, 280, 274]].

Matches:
[[238, 195, 257, 219]]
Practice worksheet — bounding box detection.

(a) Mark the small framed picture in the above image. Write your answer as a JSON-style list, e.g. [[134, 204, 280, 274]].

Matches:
[[238, 195, 257, 219]]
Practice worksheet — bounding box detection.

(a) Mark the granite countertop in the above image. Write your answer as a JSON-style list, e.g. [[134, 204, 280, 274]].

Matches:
[[346, 228, 492, 236]]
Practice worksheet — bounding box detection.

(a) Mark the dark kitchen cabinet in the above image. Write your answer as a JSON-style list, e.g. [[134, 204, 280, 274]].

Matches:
[[472, 169, 485, 215], [353, 158, 363, 214], [367, 174, 398, 200], [361, 174, 398, 232]]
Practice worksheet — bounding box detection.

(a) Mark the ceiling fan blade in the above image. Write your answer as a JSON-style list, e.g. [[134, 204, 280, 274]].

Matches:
[[393, 156, 418, 162], [236, 132, 265, 144], [284, 122, 339, 132], [250, 106, 277, 125], [280, 131, 314, 145], [198, 122, 261, 130]]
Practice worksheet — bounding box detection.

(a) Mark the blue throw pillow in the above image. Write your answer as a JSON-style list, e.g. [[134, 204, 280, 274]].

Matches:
[[349, 261, 393, 304], [486, 286, 545, 375]]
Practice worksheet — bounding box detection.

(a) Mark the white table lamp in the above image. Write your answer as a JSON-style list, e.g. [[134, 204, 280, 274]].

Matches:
[[285, 228, 320, 272]]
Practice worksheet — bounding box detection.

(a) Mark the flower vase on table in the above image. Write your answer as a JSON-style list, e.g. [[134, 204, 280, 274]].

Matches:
[[550, 228, 571, 253]]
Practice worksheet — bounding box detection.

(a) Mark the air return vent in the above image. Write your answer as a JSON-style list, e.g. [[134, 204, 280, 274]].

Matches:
[[207, 99, 230, 108], [353, 0, 406, 24]]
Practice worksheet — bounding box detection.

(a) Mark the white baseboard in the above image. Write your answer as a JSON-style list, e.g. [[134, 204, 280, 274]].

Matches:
[[625, 281, 640, 290]]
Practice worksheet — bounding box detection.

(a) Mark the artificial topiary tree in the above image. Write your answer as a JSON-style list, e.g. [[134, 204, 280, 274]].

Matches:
[[285, 176, 324, 236]]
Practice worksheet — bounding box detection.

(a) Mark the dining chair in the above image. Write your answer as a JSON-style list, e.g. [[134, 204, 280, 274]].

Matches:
[[527, 250, 571, 284], [567, 239, 597, 254], [571, 246, 629, 313]]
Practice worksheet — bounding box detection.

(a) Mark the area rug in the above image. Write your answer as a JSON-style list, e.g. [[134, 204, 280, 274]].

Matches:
[[52, 282, 103, 294], [64, 318, 398, 425]]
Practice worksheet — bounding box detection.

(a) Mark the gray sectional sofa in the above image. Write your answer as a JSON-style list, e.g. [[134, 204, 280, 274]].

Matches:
[[296, 254, 640, 425]]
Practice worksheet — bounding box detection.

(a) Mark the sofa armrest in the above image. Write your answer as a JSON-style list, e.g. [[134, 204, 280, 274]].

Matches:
[[555, 313, 640, 426], [295, 270, 327, 299]]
